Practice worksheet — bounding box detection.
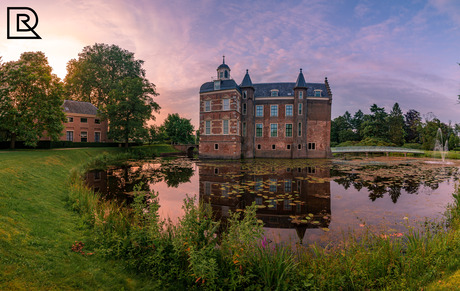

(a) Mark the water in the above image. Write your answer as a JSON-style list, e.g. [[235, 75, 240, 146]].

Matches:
[[434, 128, 449, 162], [86, 157, 459, 246]]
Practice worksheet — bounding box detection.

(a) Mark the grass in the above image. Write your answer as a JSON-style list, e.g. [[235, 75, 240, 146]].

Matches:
[[0, 145, 176, 290]]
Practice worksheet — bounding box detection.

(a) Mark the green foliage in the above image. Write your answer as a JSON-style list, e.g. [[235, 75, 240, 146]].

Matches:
[[0, 52, 66, 148], [162, 113, 195, 144], [107, 77, 160, 146], [388, 103, 406, 146], [65, 43, 160, 146]]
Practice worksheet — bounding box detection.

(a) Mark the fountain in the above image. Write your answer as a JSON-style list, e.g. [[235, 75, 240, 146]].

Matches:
[[426, 128, 453, 164]]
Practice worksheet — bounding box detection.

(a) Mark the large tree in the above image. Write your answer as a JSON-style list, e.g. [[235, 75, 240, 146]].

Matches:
[[387, 103, 406, 146], [162, 113, 195, 144], [65, 43, 160, 145], [0, 52, 65, 149], [107, 77, 160, 147]]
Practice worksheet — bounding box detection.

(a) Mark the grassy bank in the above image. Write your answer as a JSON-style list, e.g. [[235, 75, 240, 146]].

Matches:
[[0, 145, 176, 290]]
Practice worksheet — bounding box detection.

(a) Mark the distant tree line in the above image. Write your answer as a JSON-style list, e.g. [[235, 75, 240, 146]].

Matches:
[[331, 103, 460, 150]]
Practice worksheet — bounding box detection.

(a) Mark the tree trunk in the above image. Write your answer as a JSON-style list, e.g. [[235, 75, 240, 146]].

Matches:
[[10, 133, 16, 149]]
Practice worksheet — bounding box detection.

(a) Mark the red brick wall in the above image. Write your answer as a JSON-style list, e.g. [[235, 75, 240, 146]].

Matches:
[[61, 113, 109, 142]]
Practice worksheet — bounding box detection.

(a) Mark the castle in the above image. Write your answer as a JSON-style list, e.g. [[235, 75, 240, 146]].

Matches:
[[199, 58, 332, 159]]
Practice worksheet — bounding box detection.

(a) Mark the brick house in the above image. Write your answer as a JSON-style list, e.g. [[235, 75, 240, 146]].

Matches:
[[199, 58, 332, 159], [60, 100, 109, 143]]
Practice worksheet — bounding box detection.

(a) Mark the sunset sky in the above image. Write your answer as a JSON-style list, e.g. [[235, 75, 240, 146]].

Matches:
[[1, 0, 459, 128]]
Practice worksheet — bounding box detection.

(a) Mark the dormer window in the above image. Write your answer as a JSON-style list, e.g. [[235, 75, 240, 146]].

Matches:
[[314, 90, 322, 97], [270, 89, 279, 97], [214, 80, 220, 90]]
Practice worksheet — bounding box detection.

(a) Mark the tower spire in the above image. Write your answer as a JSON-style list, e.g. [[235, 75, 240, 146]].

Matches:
[[223, 55, 225, 64]]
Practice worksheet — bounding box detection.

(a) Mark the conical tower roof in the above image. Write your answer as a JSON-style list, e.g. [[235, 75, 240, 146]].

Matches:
[[240, 69, 253, 88], [295, 68, 307, 88]]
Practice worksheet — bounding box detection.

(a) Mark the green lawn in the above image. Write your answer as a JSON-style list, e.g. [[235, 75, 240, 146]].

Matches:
[[0, 148, 163, 290]]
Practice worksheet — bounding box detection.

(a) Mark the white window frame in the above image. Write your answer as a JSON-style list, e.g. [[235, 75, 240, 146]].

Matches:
[[256, 105, 264, 117], [270, 105, 278, 117], [256, 123, 263, 137], [223, 99, 230, 110], [94, 131, 101, 143], [285, 104, 293, 116], [270, 123, 278, 137], [205, 100, 211, 112], [299, 91, 303, 99], [298, 122, 302, 137], [298, 103, 302, 115], [66, 130, 74, 142], [223, 119, 229, 135], [285, 124, 293, 137], [205, 121, 211, 135]]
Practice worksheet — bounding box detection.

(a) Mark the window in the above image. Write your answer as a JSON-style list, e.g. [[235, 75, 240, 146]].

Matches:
[[255, 178, 263, 191], [284, 200, 292, 210], [205, 100, 211, 111], [285, 179, 292, 192], [219, 72, 223, 79], [307, 167, 316, 174], [298, 122, 302, 136], [270, 90, 279, 97], [286, 144, 291, 150], [243, 91, 247, 99], [299, 91, 303, 99], [298, 144, 302, 150], [285, 124, 292, 137], [81, 117, 87, 123], [214, 80, 220, 90], [285, 105, 293, 116], [67, 117, 73, 123], [94, 171, 101, 181], [214, 144, 219, 150], [257, 144, 261, 150], [243, 103, 247, 115], [298, 103, 302, 115], [223, 99, 230, 110], [256, 105, 264, 117], [223, 120, 229, 134], [272, 144, 276, 150], [214, 168, 219, 174], [314, 90, 322, 97], [270, 105, 278, 117], [94, 132, 101, 142], [205, 121, 211, 135], [269, 179, 277, 192], [95, 119, 100, 124], [205, 182, 211, 196], [256, 124, 263, 137], [66, 131, 73, 141], [255, 197, 263, 205], [81, 131, 87, 142], [270, 124, 278, 137], [242, 122, 246, 136], [308, 143, 316, 150], [224, 70, 228, 78]]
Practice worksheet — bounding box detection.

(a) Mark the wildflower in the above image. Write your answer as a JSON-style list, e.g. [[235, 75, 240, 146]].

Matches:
[[403, 216, 409, 220]]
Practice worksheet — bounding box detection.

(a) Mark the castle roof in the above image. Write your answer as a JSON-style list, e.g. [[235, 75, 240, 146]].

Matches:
[[199, 79, 241, 94], [62, 100, 98, 115], [252, 82, 330, 98], [295, 69, 307, 88], [240, 69, 253, 88]]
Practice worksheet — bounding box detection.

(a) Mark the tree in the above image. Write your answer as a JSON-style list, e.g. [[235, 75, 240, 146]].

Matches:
[[65, 43, 160, 145], [0, 52, 65, 149], [162, 113, 195, 144], [387, 103, 406, 146], [107, 77, 159, 147], [361, 104, 388, 140], [404, 109, 422, 143]]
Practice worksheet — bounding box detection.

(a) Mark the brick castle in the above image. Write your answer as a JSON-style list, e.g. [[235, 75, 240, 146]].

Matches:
[[199, 57, 332, 159]]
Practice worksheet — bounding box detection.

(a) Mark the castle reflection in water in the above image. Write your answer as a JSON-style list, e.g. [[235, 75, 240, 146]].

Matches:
[[198, 162, 331, 243], [85, 159, 332, 244]]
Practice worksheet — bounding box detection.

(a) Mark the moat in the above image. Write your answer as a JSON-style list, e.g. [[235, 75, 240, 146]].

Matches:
[[85, 156, 459, 246]]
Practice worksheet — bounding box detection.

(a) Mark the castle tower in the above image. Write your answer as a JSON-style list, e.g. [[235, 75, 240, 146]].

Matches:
[[293, 69, 308, 158], [240, 69, 255, 158], [199, 58, 242, 159]]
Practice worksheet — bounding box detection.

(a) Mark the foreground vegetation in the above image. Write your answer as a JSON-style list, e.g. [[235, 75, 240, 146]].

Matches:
[[0, 146, 175, 290], [2, 147, 460, 289], [69, 151, 460, 290]]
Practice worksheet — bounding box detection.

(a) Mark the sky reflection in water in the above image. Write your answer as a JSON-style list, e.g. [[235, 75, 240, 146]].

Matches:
[[85, 157, 459, 246]]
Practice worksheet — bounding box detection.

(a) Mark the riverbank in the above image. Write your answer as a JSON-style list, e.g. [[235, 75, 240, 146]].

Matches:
[[2, 148, 460, 289], [0, 145, 176, 290]]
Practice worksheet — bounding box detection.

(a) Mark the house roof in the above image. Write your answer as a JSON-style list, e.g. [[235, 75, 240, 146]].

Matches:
[[240, 70, 253, 88], [62, 100, 98, 115]]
